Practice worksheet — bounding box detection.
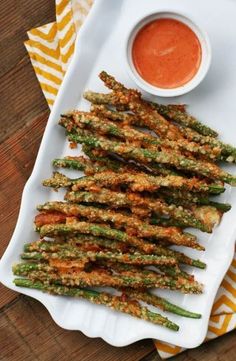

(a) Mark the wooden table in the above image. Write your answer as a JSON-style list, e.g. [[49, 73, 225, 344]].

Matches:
[[0, 1, 235, 360]]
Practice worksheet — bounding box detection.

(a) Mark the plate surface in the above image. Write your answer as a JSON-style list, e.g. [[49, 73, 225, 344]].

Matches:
[[0, 0, 236, 348]]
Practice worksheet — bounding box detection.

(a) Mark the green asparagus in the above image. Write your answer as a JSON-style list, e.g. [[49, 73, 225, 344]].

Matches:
[[37, 202, 202, 249], [13, 278, 179, 330], [63, 111, 221, 161], [65, 189, 214, 232], [66, 130, 236, 185], [13, 264, 203, 293], [21, 246, 177, 266], [124, 289, 201, 318], [37, 221, 206, 268]]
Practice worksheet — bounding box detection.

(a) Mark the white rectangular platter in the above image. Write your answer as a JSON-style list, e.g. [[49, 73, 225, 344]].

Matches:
[[0, 0, 236, 349]]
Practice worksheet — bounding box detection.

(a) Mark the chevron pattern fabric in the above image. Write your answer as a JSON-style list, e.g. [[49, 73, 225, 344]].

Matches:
[[156, 252, 236, 358], [24, 1, 236, 358], [24, 0, 92, 108]]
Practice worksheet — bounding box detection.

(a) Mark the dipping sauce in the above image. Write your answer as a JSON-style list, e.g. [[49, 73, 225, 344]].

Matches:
[[132, 18, 202, 89]]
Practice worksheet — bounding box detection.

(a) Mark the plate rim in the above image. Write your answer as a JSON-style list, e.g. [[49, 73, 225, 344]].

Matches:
[[0, 0, 235, 349]]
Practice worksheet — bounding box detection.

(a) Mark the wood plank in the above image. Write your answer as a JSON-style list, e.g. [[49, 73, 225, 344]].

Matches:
[[0, 302, 34, 361], [0, 112, 49, 255], [0, 0, 235, 360], [0, 54, 48, 143], [0, 112, 49, 307], [141, 331, 236, 361], [0, 0, 55, 143], [0, 296, 154, 361], [0, 287, 18, 310], [140, 350, 161, 361], [174, 331, 236, 361], [0, 0, 54, 310], [0, 0, 55, 76]]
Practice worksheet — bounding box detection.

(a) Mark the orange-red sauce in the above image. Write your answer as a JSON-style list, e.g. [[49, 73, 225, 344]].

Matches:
[[132, 18, 202, 89]]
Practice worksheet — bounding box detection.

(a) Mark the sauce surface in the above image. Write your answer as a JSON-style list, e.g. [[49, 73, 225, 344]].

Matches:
[[132, 18, 202, 89]]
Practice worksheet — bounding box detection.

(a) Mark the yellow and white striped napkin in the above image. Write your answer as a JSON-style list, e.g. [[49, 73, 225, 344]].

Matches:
[[25, 0, 93, 108], [24, 0, 236, 357]]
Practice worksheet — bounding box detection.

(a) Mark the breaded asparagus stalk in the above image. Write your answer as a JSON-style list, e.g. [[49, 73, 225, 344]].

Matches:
[[36, 202, 202, 249], [62, 112, 220, 160], [65, 129, 236, 185], [13, 263, 203, 293], [87, 94, 217, 138], [13, 278, 179, 330], [36, 222, 205, 268], [65, 189, 217, 232], [123, 289, 201, 319], [21, 247, 177, 267], [43, 171, 225, 194]]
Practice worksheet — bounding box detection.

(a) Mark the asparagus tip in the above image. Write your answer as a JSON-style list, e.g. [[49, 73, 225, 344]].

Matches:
[[192, 259, 206, 269]]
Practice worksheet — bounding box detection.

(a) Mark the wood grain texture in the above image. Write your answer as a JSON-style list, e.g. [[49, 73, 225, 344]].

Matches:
[[0, 113, 49, 307], [0, 296, 154, 361], [0, 0, 54, 305], [141, 331, 236, 361], [0, 0, 235, 360], [0, 0, 55, 143]]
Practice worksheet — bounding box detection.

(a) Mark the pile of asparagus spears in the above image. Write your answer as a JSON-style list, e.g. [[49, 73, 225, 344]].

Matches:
[[13, 72, 236, 331]]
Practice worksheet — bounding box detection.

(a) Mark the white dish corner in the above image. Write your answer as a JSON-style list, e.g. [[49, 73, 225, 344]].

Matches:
[[0, 0, 236, 349]]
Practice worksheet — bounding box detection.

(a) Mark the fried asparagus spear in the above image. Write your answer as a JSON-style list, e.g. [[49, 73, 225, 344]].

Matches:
[[71, 171, 224, 195], [86, 72, 236, 161], [53, 154, 175, 177], [21, 246, 177, 267], [24, 239, 195, 281], [110, 262, 194, 283], [123, 289, 201, 319], [13, 278, 179, 330], [88, 94, 217, 138], [43, 171, 230, 213], [53, 156, 122, 174], [85, 90, 236, 162], [36, 202, 202, 249], [52, 156, 113, 175], [13, 263, 203, 293], [37, 221, 171, 254], [62, 112, 220, 160], [84, 144, 182, 177], [24, 240, 193, 282], [37, 221, 205, 268], [179, 126, 236, 163], [43, 170, 224, 194], [158, 188, 231, 212], [55, 150, 173, 178], [59, 234, 134, 253], [14, 263, 166, 290], [65, 129, 236, 185], [24, 238, 133, 255], [94, 72, 184, 141], [90, 103, 141, 125], [99, 72, 218, 146], [151, 103, 218, 137], [65, 189, 219, 232], [101, 253, 195, 282], [69, 234, 136, 253]]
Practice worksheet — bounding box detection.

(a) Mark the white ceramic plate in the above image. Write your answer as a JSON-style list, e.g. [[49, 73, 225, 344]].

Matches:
[[0, 0, 236, 349]]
